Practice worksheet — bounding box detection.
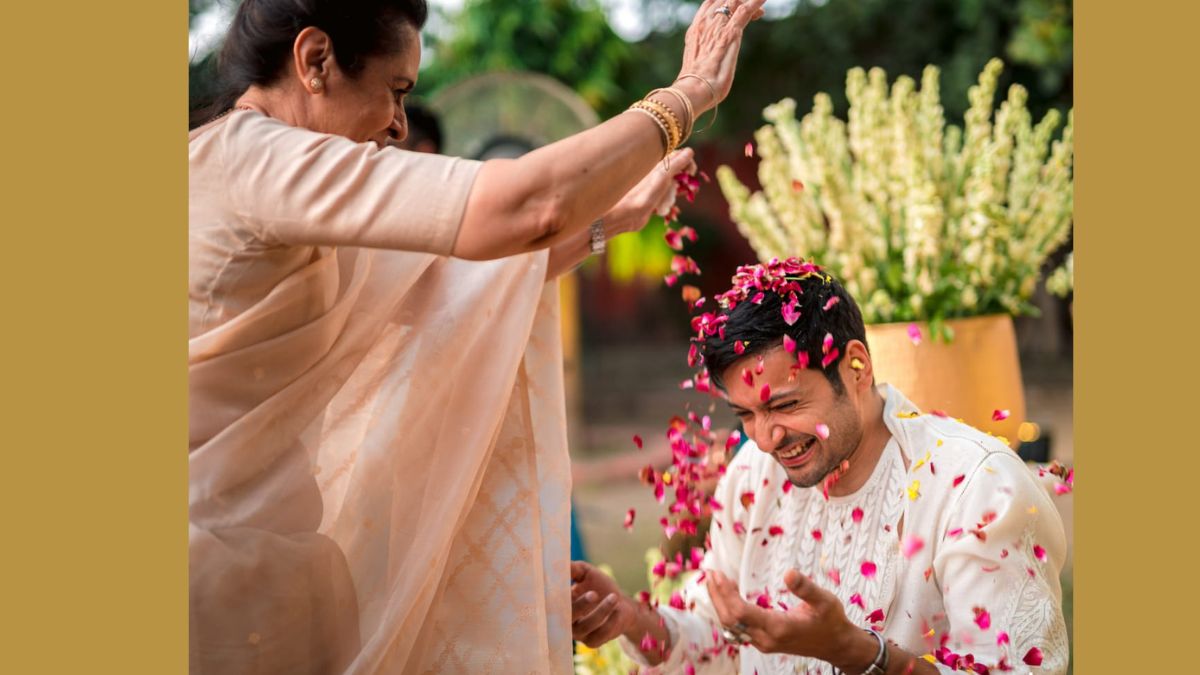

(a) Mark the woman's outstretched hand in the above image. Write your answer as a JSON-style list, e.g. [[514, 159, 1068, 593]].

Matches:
[[676, 0, 768, 110]]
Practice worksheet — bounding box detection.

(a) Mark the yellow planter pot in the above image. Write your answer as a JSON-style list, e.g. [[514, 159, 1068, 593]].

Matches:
[[865, 315, 1025, 446]]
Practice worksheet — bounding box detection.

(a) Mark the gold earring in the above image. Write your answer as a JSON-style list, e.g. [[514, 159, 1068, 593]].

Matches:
[[310, 77, 324, 92]]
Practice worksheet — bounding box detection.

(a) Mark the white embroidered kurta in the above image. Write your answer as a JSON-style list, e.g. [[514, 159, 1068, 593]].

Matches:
[[624, 385, 1068, 674]]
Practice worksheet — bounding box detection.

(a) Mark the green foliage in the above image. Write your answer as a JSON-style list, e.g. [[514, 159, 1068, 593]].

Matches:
[[421, 0, 636, 117]]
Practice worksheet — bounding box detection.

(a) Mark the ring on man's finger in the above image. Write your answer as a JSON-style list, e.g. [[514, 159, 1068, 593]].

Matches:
[[714, 5, 732, 17], [720, 622, 752, 644]]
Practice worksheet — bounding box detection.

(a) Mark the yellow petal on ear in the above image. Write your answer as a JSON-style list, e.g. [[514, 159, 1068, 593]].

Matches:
[[924, 628, 936, 638], [922, 654, 937, 664]]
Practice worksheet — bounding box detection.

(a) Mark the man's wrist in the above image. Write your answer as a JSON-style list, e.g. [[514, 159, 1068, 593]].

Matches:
[[826, 622, 880, 674]]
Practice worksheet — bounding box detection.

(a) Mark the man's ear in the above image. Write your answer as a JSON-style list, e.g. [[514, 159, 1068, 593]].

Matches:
[[293, 26, 334, 93], [843, 339, 874, 393]]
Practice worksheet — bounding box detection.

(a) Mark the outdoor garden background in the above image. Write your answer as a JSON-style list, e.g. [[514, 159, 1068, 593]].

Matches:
[[189, 0, 1074, 671]]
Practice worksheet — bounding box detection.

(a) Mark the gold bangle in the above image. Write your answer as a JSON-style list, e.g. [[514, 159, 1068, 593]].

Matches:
[[627, 106, 671, 155], [674, 73, 718, 134], [635, 99, 682, 151], [629, 101, 680, 156], [648, 87, 694, 142]]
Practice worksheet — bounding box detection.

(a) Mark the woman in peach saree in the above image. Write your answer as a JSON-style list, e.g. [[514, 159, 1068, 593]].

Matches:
[[188, 0, 764, 672]]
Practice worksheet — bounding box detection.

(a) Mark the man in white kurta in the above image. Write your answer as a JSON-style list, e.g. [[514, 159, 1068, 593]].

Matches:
[[570, 260, 1068, 674], [621, 385, 1068, 674]]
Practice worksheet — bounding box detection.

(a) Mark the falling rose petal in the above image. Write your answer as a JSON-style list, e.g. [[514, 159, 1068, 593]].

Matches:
[[823, 296, 840, 311], [633, 435, 643, 449], [997, 631, 1010, 646], [669, 592, 686, 610], [741, 368, 754, 387], [866, 609, 885, 623], [751, 291, 765, 304], [1023, 647, 1044, 666], [725, 430, 742, 451], [664, 229, 684, 250], [760, 384, 771, 402], [907, 323, 923, 345], [734, 340, 746, 355], [821, 347, 840, 368], [640, 633, 659, 652], [851, 507, 864, 524], [849, 593, 865, 609], [768, 525, 784, 537], [797, 351, 810, 369], [952, 474, 966, 488], [973, 607, 991, 630], [992, 409, 1011, 422], [901, 534, 925, 558], [782, 298, 802, 325], [1033, 544, 1047, 562], [745, 141, 754, 157], [1054, 482, 1072, 495], [791, 179, 805, 192], [783, 334, 796, 354], [756, 592, 771, 609], [665, 273, 679, 287], [624, 508, 636, 530], [821, 332, 834, 354], [861, 561, 877, 579]]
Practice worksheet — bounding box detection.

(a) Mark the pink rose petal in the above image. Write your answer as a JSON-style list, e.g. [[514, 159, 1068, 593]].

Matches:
[[797, 351, 810, 369], [901, 534, 925, 558], [760, 384, 771, 402], [781, 481, 792, 494], [823, 296, 840, 311], [1033, 544, 1047, 562], [821, 347, 840, 368], [826, 568, 841, 585], [811, 528, 822, 540], [756, 592, 771, 609], [861, 561, 877, 578], [851, 506, 863, 523], [952, 474, 966, 488], [815, 423, 831, 440], [640, 633, 659, 652], [624, 508, 636, 530], [745, 141, 754, 157], [1023, 647, 1044, 666], [734, 340, 746, 355], [849, 593, 865, 609], [669, 592, 686, 610], [973, 607, 991, 630], [633, 434, 643, 449], [997, 631, 1010, 646], [992, 409, 1010, 422], [741, 368, 754, 387], [783, 334, 796, 354], [821, 332, 834, 354], [866, 608, 885, 623], [907, 323, 923, 345], [768, 525, 784, 537]]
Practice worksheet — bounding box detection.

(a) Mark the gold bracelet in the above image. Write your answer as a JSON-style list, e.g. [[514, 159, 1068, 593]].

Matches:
[[674, 73, 718, 134], [634, 99, 682, 152], [627, 106, 671, 155], [648, 87, 694, 142], [629, 101, 680, 156]]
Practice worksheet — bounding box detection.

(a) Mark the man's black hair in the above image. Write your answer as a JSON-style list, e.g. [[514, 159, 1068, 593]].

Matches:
[[700, 271, 868, 395]]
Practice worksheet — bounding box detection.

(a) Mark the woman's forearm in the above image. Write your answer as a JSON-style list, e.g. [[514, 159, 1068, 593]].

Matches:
[[452, 82, 708, 262]]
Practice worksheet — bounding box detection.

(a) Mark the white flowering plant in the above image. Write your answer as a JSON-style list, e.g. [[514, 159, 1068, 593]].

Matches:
[[717, 59, 1073, 340]]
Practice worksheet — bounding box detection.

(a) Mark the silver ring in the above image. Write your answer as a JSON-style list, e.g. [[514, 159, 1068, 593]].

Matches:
[[714, 5, 732, 17]]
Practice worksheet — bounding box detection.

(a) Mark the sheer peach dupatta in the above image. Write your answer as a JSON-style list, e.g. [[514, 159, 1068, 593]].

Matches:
[[189, 245, 572, 673]]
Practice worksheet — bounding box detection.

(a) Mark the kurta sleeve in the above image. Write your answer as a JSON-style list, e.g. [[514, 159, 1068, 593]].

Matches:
[[931, 451, 1069, 674], [618, 458, 754, 673], [219, 111, 481, 254]]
